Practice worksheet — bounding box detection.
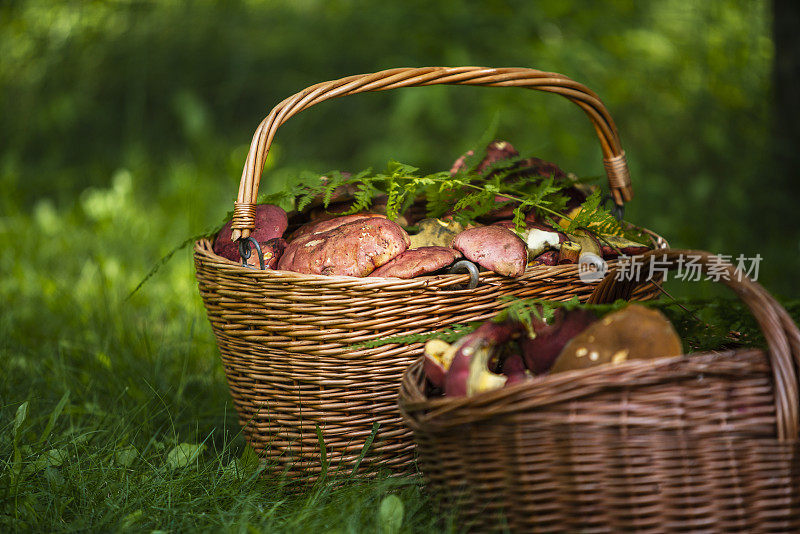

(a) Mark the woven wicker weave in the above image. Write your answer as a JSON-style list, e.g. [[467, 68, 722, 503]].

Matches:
[[399, 249, 800, 532], [194, 67, 667, 479]]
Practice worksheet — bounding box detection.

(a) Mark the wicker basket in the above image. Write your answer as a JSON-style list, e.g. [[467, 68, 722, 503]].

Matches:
[[399, 249, 800, 532], [194, 66, 667, 479]]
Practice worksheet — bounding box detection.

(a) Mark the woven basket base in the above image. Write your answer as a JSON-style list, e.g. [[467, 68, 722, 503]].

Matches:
[[195, 238, 665, 479], [402, 350, 800, 532]]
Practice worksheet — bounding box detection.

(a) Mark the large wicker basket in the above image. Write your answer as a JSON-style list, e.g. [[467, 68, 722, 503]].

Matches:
[[399, 249, 800, 532], [194, 67, 667, 479]]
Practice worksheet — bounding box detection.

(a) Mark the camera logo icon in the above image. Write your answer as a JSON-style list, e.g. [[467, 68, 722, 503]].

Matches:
[[578, 253, 607, 283]]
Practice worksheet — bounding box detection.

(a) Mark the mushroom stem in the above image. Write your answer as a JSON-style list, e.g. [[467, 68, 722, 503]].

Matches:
[[558, 241, 582, 264]]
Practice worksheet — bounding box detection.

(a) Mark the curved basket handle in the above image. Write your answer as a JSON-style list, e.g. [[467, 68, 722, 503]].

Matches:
[[589, 249, 800, 442], [231, 66, 633, 240]]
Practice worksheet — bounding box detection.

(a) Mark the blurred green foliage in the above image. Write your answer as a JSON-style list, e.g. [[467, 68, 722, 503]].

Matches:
[[2, 0, 793, 296]]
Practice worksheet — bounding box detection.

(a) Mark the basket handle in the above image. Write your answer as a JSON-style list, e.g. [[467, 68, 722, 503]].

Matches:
[[589, 249, 800, 442], [230, 66, 633, 241]]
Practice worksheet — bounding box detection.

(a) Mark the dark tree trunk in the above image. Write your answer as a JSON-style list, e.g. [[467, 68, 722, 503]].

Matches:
[[772, 0, 800, 185]]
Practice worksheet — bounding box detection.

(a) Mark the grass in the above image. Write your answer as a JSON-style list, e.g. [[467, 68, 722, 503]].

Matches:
[[1, 156, 798, 533], [0, 250, 449, 533], [0, 161, 456, 533]]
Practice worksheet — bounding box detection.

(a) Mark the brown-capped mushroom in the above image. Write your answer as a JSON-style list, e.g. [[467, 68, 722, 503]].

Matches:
[[368, 246, 461, 279], [277, 216, 409, 277], [449, 140, 519, 175], [551, 304, 683, 373], [452, 226, 528, 277], [501, 352, 531, 387], [493, 220, 569, 258], [213, 204, 288, 262]]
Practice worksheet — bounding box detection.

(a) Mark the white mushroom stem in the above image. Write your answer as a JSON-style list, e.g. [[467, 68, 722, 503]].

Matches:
[[524, 228, 562, 257]]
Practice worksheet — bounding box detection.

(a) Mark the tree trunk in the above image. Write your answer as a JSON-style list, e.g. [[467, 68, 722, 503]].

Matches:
[[772, 0, 800, 183]]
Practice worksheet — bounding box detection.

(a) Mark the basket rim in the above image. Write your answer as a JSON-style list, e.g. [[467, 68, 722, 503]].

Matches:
[[194, 225, 668, 290], [398, 348, 771, 430]]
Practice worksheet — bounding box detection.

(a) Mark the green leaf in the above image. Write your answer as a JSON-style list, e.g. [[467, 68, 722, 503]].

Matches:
[[512, 201, 533, 235], [351, 422, 380, 476], [33, 448, 67, 470], [353, 322, 477, 349], [378, 494, 404, 534], [344, 181, 376, 215], [452, 191, 487, 212], [166, 443, 205, 469], [322, 171, 346, 208], [13, 401, 28, 440], [115, 445, 139, 468], [39, 391, 70, 446], [121, 509, 144, 530], [386, 160, 418, 177]]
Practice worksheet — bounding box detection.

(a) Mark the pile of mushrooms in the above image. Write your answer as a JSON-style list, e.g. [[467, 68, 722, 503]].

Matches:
[[424, 304, 684, 398], [211, 140, 652, 279]]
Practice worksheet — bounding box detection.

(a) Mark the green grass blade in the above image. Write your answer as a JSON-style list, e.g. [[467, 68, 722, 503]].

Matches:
[[38, 390, 70, 446], [350, 422, 380, 477], [315, 424, 328, 481]]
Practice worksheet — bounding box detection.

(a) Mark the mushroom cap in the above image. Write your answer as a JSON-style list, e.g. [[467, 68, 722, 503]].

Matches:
[[520, 308, 597, 375], [551, 304, 684, 373], [423, 339, 457, 389], [501, 353, 530, 387], [558, 240, 582, 264], [277, 216, 410, 277], [531, 250, 559, 266], [368, 246, 462, 278], [452, 225, 528, 277], [213, 204, 288, 262], [287, 213, 386, 242]]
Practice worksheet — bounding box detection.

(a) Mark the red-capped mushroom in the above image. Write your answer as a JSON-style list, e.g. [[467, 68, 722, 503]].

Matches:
[[213, 204, 288, 262], [277, 216, 409, 277], [368, 246, 461, 279], [519, 308, 598, 375], [452, 226, 528, 277], [287, 213, 386, 242]]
